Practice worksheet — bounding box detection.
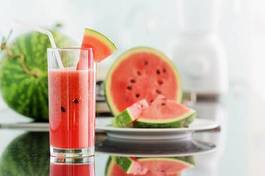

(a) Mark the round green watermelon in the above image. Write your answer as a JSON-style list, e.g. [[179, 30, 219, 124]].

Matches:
[[0, 30, 72, 121], [0, 132, 49, 176]]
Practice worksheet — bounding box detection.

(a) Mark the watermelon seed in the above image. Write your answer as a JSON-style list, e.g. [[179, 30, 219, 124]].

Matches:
[[161, 103, 166, 106], [137, 71, 142, 76], [144, 60, 148, 65], [127, 86, 132, 90], [156, 69, 160, 75], [135, 93, 140, 98], [61, 106, 66, 112], [150, 99, 154, 103], [156, 89, 162, 94], [130, 79, 136, 83], [72, 98, 80, 104], [157, 80, 163, 85], [162, 68, 167, 73]]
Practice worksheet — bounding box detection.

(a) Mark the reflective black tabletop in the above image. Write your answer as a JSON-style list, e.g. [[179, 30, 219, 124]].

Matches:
[[0, 99, 248, 176]]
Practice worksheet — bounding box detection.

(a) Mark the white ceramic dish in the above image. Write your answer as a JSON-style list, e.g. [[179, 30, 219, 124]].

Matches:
[[96, 118, 220, 142]]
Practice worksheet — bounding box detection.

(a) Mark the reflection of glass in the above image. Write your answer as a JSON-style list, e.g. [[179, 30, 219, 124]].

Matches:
[[48, 48, 96, 157], [50, 157, 95, 176], [105, 156, 194, 176]]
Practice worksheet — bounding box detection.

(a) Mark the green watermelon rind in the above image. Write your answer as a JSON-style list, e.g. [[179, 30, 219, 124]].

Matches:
[[105, 156, 132, 176], [112, 109, 134, 128], [84, 28, 117, 52], [105, 157, 113, 176], [134, 110, 196, 128], [104, 47, 182, 116], [114, 156, 135, 173]]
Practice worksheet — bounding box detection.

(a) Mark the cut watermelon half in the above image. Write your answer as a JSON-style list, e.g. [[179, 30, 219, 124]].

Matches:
[[113, 99, 149, 128], [105, 47, 182, 116], [105, 156, 194, 176], [135, 95, 196, 128], [81, 28, 116, 62]]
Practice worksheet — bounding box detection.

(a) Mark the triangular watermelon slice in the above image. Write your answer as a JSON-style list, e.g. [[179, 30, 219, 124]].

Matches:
[[135, 95, 196, 128], [112, 99, 149, 128], [114, 157, 148, 175], [81, 28, 117, 62]]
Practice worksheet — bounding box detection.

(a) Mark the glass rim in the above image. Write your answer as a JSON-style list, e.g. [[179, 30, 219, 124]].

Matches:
[[47, 47, 93, 52]]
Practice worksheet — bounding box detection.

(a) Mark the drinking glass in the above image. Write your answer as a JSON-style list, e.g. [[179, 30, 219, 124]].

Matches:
[[48, 48, 95, 157]]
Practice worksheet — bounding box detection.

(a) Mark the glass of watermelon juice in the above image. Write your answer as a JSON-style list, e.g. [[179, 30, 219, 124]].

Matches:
[[47, 48, 95, 157]]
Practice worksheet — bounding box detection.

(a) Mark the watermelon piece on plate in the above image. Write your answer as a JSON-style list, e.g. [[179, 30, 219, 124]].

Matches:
[[105, 156, 194, 176], [112, 99, 149, 128], [135, 95, 196, 128], [105, 47, 182, 116], [81, 28, 116, 62]]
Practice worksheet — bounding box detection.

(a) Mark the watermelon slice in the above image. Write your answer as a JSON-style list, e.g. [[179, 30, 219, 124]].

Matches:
[[113, 99, 149, 127], [105, 156, 194, 176], [105, 47, 182, 116], [114, 157, 147, 175], [135, 95, 196, 128], [81, 28, 117, 62]]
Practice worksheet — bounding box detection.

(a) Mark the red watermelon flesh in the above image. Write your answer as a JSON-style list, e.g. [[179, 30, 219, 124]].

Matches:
[[106, 47, 182, 116], [109, 165, 181, 176], [81, 28, 116, 62], [127, 99, 149, 119], [135, 95, 196, 128], [140, 95, 191, 120], [138, 158, 188, 176], [106, 158, 191, 176]]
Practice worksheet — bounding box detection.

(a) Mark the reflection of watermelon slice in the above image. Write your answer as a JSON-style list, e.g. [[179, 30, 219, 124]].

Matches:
[[105, 156, 194, 176], [114, 157, 147, 175], [135, 95, 196, 128], [81, 28, 117, 62], [113, 99, 149, 127], [105, 47, 182, 116]]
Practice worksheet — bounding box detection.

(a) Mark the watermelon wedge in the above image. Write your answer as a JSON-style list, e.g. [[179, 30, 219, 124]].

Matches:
[[138, 157, 194, 175], [81, 28, 117, 62], [105, 47, 182, 116], [114, 157, 147, 175], [105, 156, 194, 176], [113, 99, 149, 127], [135, 95, 196, 128]]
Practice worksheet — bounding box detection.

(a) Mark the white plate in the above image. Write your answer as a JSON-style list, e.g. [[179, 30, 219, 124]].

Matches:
[[96, 118, 220, 142]]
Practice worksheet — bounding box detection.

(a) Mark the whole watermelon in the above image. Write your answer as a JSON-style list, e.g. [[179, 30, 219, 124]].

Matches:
[[0, 132, 49, 176], [0, 30, 72, 121]]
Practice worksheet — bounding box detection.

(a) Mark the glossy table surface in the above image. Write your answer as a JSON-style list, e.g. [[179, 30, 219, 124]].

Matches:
[[0, 98, 247, 176]]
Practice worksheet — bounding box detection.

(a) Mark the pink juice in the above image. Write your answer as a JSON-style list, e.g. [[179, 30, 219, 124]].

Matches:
[[48, 69, 95, 149]]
